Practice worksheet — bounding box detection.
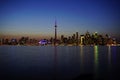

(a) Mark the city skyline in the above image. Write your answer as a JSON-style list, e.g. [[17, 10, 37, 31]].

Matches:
[[0, 0, 120, 39]]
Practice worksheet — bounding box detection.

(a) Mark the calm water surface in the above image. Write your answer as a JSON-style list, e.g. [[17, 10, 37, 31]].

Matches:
[[0, 45, 120, 80]]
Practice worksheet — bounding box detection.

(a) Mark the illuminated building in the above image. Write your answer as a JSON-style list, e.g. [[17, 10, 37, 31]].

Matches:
[[94, 32, 98, 38], [80, 35, 85, 45], [39, 39, 47, 45]]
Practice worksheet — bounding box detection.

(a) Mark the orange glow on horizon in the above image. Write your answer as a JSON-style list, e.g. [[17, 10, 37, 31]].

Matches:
[[0, 33, 61, 40]]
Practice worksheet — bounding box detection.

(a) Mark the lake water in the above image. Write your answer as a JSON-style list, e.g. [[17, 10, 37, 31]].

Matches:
[[0, 45, 120, 80]]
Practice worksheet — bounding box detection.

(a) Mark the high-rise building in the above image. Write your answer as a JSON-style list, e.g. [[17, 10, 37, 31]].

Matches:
[[76, 32, 78, 38], [80, 35, 85, 45], [72, 34, 75, 40], [61, 35, 64, 43], [76, 32, 79, 45]]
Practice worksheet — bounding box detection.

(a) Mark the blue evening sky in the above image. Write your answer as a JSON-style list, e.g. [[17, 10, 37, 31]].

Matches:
[[0, 0, 120, 39]]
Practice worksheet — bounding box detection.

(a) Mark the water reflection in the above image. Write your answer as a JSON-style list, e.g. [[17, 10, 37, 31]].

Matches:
[[80, 45, 84, 73], [112, 46, 117, 64], [0, 46, 119, 80], [108, 46, 111, 65], [94, 46, 98, 65], [94, 45, 99, 79], [54, 46, 57, 80]]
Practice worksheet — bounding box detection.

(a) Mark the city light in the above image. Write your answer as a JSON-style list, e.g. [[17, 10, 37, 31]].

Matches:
[[0, 31, 119, 46]]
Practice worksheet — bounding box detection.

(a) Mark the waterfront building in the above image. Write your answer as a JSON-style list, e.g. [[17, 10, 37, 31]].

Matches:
[[80, 35, 85, 45]]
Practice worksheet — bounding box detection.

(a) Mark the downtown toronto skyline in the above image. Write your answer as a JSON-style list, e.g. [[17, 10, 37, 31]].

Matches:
[[0, 0, 120, 39]]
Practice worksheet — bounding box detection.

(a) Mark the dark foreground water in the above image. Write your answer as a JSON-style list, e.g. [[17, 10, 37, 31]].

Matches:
[[0, 45, 120, 80]]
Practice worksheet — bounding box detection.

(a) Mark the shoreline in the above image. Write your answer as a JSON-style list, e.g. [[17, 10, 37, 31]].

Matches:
[[0, 44, 119, 47]]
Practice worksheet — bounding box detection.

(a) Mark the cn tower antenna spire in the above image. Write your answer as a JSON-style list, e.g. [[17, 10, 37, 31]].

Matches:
[[54, 19, 57, 46]]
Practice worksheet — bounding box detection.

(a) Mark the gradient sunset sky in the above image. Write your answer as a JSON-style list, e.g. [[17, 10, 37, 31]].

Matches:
[[0, 0, 120, 39]]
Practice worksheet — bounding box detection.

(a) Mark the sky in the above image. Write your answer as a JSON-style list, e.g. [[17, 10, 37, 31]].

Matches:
[[0, 0, 120, 39]]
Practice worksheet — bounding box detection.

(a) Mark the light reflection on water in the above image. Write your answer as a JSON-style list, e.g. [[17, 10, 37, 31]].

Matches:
[[80, 45, 83, 73], [94, 46, 98, 65], [112, 46, 117, 64], [53, 46, 57, 80], [108, 46, 111, 65], [94, 45, 99, 79], [0, 45, 120, 80]]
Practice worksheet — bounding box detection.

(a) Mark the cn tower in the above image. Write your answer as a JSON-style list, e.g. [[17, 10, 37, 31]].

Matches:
[[54, 20, 57, 46]]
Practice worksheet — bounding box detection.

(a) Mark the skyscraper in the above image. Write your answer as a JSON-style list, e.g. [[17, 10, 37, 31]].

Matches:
[[76, 32, 79, 45]]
